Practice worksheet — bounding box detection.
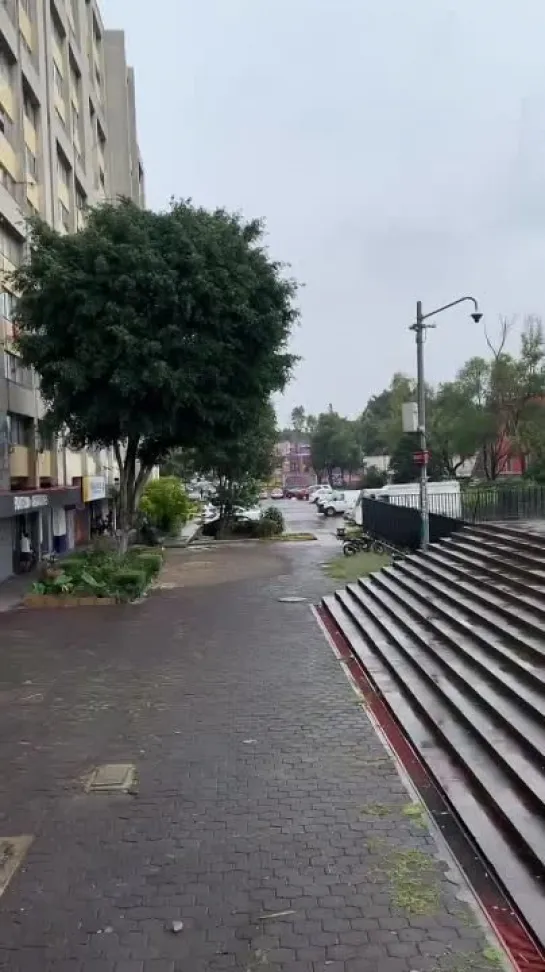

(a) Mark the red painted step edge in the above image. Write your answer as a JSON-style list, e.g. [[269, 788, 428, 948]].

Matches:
[[316, 604, 545, 972]]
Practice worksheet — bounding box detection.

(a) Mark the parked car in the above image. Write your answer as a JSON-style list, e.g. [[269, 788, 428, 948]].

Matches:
[[202, 503, 220, 523], [311, 486, 333, 505], [270, 488, 284, 500], [319, 490, 361, 517], [234, 505, 262, 523], [285, 486, 310, 500], [259, 490, 270, 500]]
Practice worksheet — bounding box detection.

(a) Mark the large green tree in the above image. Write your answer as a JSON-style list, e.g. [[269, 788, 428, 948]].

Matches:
[[358, 373, 417, 456], [310, 409, 361, 483], [13, 200, 298, 546]]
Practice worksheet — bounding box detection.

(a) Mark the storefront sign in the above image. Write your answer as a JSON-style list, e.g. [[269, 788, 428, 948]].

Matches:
[[13, 493, 49, 512], [82, 476, 107, 503], [0, 486, 82, 521]]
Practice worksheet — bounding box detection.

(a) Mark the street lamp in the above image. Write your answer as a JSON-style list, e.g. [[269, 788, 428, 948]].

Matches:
[[410, 296, 482, 550]]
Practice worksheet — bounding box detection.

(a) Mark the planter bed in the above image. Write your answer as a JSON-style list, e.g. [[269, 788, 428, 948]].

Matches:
[[24, 594, 117, 608]]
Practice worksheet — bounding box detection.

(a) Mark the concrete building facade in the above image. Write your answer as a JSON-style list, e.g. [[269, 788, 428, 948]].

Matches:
[[104, 29, 144, 205], [0, 0, 144, 582]]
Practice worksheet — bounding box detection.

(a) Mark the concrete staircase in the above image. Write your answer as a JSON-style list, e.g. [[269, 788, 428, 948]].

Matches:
[[322, 522, 545, 948]]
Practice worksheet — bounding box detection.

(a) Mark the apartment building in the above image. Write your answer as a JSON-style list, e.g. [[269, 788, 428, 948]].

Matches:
[[0, 0, 144, 582], [104, 30, 144, 206]]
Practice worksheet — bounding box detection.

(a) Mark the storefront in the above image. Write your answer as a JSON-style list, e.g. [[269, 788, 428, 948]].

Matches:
[[0, 486, 82, 580], [82, 476, 108, 537]]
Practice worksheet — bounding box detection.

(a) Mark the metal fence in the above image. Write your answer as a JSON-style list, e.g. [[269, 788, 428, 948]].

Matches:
[[361, 484, 545, 551], [361, 498, 461, 552], [373, 485, 545, 523]]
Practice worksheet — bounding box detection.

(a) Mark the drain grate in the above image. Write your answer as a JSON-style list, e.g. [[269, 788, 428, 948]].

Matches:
[[0, 836, 33, 897], [85, 763, 136, 794]]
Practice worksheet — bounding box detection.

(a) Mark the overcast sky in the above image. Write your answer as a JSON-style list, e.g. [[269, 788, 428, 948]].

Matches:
[[102, 0, 545, 423]]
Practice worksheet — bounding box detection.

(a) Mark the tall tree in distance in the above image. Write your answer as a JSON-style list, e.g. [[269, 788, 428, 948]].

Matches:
[[310, 411, 361, 484], [13, 200, 299, 547]]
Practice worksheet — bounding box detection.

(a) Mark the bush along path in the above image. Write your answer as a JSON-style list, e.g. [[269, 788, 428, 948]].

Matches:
[[26, 546, 164, 606]]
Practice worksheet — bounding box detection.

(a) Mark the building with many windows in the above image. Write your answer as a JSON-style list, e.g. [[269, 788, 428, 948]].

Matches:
[[0, 0, 144, 582]]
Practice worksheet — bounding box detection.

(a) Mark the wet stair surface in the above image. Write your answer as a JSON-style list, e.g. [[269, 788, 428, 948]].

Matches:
[[322, 522, 545, 949]]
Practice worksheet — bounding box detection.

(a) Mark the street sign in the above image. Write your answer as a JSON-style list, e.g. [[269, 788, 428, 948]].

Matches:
[[402, 402, 419, 433], [413, 450, 430, 465]]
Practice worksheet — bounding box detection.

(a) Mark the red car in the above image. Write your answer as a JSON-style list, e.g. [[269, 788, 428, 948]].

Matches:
[[284, 486, 310, 500]]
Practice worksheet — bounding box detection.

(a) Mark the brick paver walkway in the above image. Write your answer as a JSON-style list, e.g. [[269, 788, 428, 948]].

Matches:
[[0, 544, 500, 971]]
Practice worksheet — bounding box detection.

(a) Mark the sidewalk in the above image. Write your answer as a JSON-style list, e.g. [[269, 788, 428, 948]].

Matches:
[[0, 569, 36, 612], [0, 542, 500, 970]]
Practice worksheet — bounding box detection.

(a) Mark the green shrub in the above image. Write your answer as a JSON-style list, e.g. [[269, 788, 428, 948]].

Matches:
[[133, 552, 163, 579], [230, 520, 258, 537], [256, 517, 278, 538], [113, 567, 147, 601], [140, 477, 190, 534], [261, 506, 284, 534]]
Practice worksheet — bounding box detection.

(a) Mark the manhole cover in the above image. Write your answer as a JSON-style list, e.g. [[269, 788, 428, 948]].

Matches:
[[85, 763, 136, 794], [0, 836, 33, 897], [278, 596, 307, 603]]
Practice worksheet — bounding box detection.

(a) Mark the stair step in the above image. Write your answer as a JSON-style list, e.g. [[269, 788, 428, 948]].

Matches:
[[428, 543, 545, 617], [466, 524, 545, 556], [329, 585, 545, 865], [395, 557, 545, 667], [439, 537, 545, 593], [322, 592, 545, 949], [477, 522, 545, 548], [444, 535, 545, 582], [412, 548, 545, 632], [458, 532, 545, 572], [348, 577, 545, 775]]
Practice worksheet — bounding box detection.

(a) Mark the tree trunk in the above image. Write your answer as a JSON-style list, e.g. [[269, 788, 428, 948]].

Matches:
[[114, 438, 139, 554]]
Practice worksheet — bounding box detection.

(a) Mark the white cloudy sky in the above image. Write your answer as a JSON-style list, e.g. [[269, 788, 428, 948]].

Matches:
[[102, 0, 545, 421]]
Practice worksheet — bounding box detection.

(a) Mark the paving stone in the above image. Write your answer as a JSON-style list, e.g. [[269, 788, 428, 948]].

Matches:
[[0, 541, 498, 969]]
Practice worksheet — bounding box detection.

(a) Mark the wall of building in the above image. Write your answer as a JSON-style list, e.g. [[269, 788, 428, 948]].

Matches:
[[0, 1, 144, 581]]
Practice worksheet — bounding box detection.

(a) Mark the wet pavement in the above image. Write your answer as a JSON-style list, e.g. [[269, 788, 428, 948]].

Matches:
[[0, 500, 502, 971]]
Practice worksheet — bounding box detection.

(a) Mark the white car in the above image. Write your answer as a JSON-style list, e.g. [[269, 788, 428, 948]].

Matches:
[[311, 486, 333, 505], [320, 490, 361, 517], [202, 503, 220, 523], [234, 505, 262, 523], [270, 488, 284, 500]]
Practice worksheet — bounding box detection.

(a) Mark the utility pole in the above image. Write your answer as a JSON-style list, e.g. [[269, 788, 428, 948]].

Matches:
[[414, 301, 429, 549], [410, 296, 482, 552]]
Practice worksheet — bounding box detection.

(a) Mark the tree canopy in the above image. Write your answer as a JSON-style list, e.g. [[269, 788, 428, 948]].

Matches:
[[309, 409, 361, 483], [13, 199, 298, 539], [301, 316, 545, 485]]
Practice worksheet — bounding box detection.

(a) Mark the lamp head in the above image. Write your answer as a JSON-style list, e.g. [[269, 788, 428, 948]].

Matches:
[[471, 311, 483, 323]]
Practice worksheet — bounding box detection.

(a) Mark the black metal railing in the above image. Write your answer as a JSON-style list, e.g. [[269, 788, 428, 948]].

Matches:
[[361, 498, 462, 552], [373, 485, 545, 523], [361, 484, 545, 551]]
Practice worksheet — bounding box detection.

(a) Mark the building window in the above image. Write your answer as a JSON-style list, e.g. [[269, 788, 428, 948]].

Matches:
[[0, 290, 16, 321], [25, 145, 37, 178], [0, 229, 22, 266], [37, 428, 53, 451], [57, 153, 69, 187], [7, 413, 33, 447], [0, 50, 11, 87], [23, 94, 37, 127], [0, 162, 16, 197], [58, 199, 70, 231], [4, 352, 32, 388], [0, 107, 14, 142], [53, 61, 63, 98]]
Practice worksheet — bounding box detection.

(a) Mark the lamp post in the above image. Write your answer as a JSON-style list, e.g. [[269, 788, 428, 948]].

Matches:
[[410, 296, 482, 550]]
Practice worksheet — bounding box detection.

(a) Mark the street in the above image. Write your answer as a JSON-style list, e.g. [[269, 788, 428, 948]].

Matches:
[[0, 513, 496, 971]]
